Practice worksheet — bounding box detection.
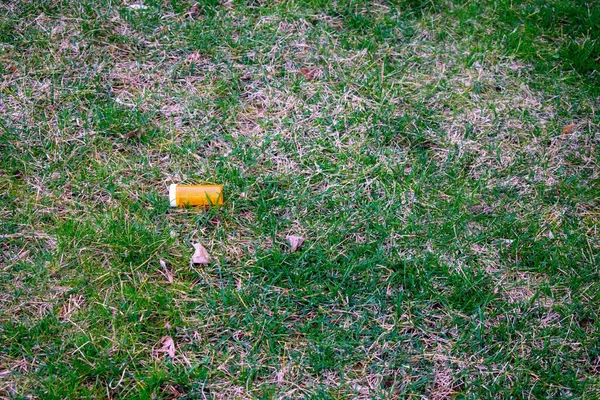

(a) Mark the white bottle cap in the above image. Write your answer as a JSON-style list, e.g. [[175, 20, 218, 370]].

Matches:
[[169, 184, 177, 207]]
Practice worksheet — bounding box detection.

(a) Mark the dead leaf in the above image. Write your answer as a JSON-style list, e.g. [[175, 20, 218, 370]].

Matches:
[[191, 242, 210, 265], [300, 67, 321, 80], [159, 259, 173, 283], [156, 336, 175, 358], [286, 235, 304, 252], [562, 123, 575, 135]]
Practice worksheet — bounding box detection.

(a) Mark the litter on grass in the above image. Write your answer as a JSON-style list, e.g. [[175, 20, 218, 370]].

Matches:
[[169, 184, 223, 207]]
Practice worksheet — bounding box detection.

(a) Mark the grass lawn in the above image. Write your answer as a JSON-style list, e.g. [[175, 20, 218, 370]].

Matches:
[[1, 0, 599, 398]]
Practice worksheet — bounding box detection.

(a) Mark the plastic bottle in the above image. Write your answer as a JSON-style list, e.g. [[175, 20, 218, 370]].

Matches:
[[169, 184, 223, 207]]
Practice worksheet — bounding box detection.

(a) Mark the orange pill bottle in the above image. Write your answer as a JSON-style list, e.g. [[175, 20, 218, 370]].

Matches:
[[169, 184, 223, 207]]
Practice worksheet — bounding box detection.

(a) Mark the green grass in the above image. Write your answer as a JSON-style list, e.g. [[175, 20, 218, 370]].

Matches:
[[1, 0, 599, 398]]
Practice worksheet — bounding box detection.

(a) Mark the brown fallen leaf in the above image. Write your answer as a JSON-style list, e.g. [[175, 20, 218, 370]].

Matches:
[[156, 336, 175, 358], [286, 235, 304, 252], [562, 123, 575, 135], [191, 242, 210, 265], [300, 67, 321, 80], [159, 259, 173, 283]]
